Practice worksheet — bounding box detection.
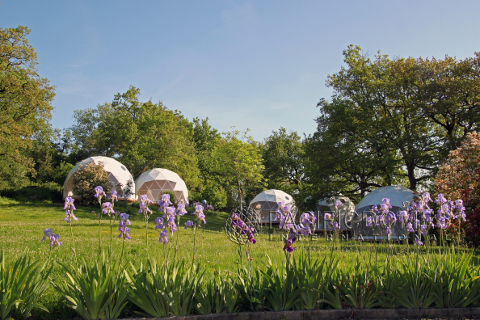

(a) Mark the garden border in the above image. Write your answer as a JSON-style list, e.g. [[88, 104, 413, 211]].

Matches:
[[122, 307, 480, 320]]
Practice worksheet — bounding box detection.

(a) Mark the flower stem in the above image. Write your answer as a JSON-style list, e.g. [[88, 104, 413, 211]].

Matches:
[[192, 224, 197, 268], [69, 220, 77, 262], [145, 215, 149, 260]]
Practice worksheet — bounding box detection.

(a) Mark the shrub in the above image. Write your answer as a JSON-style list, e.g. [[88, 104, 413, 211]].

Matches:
[[73, 162, 111, 205], [435, 131, 480, 246]]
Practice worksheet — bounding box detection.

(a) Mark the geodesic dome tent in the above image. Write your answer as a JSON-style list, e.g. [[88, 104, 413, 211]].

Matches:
[[317, 195, 356, 231], [249, 189, 296, 223], [63, 156, 135, 202], [135, 168, 189, 203], [352, 185, 414, 240]]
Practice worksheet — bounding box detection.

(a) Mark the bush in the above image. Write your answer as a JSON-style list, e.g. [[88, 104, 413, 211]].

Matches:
[[73, 162, 111, 205], [0, 181, 63, 202], [435, 131, 480, 246]]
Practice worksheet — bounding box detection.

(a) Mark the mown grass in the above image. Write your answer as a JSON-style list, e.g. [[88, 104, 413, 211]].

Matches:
[[1, 196, 479, 319]]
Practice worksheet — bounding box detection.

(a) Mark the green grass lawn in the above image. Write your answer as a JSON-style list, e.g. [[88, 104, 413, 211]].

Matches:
[[1, 196, 479, 319]]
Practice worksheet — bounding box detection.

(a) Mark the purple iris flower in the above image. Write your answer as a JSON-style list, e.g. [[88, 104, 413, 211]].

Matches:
[[158, 194, 173, 212], [335, 200, 343, 209], [119, 213, 131, 225], [64, 197, 76, 211], [42, 228, 53, 241], [94, 186, 106, 198], [414, 238, 424, 246], [64, 210, 78, 223], [406, 223, 414, 233], [155, 217, 165, 230], [184, 220, 194, 230], [102, 202, 115, 215], [385, 227, 392, 236], [366, 216, 374, 227], [159, 230, 168, 244], [118, 222, 131, 240], [109, 190, 118, 202], [49, 234, 62, 247], [176, 203, 188, 216]]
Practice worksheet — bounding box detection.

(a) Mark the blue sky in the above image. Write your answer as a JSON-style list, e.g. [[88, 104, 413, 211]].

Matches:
[[1, 1, 479, 141]]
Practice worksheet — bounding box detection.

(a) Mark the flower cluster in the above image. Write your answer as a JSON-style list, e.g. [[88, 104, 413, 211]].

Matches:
[[275, 202, 298, 253], [276, 201, 295, 231], [368, 192, 466, 246], [138, 195, 152, 216], [158, 194, 173, 213], [193, 205, 207, 225], [155, 204, 179, 244], [64, 197, 78, 223], [42, 228, 62, 247], [298, 211, 316, 236], [283, 232, 297, 253], [324, 200, 343, 231], [118, 213, 131, 240], [206, 204, 214, 211], [231, 213, 256, 244], [367, 198, 396, 237]]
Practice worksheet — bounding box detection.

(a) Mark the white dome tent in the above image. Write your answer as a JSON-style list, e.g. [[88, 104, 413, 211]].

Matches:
[[63, 156, 135, 202], [249, 189, 297, 223], [317, 195, 356, 231], [352, 185, 414, 241], [135, 168, 189, 203]]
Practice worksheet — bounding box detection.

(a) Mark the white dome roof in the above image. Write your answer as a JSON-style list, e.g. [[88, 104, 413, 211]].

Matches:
[[135, 168, 189, 203], [249, 189, 294, 207], [355, 186, 414, 211], [63, 156, 135, 201]]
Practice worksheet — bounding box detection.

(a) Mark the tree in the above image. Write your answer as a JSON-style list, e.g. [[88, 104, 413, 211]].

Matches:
[[191, 117, 227, 209], [69, 86, 200, 190], [0, 26, 55, 188], [262, 128, 305, 192], [308, 45, 480, 197], [212, 129, 265, 211]]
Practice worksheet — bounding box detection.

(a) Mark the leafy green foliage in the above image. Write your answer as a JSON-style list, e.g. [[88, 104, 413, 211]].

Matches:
[[195, 270, 238, 314], [0, 26, 55, 189], [68, 86, 199, 189], [0, 251, 51, 320], [53, 254, 129, 320], [262, 128, 306, 200], [212, 129, 265, 211], [126, 259, 203, 317], [308, 45, 480, 198]]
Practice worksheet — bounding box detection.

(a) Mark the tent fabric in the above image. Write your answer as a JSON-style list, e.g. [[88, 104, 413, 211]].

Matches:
[[249, 189, 296, 222], [355, 185, 414, 212], [63, 156, 135, 201], [135, 168, 189, 203], [353, 186, 414, 240]]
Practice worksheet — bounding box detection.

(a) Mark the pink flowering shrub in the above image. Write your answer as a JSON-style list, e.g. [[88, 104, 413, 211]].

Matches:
[[435, 131, 480, 246]]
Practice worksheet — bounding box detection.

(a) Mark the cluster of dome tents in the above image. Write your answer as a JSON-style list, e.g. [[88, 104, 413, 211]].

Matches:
[[63, 156, 189, 203], [63, 156, 415, 240]]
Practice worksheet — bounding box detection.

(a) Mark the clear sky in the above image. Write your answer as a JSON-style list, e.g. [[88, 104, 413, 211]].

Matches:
[[1, 0, 479, 141]]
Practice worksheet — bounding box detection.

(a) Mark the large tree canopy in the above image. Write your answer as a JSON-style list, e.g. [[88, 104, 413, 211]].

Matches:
[[307, 45, 480, 199], [69, 86, 199, 190], [0, 26, 55, 188], [262, 127, 305, 195], [212, 129, 265, 211]]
